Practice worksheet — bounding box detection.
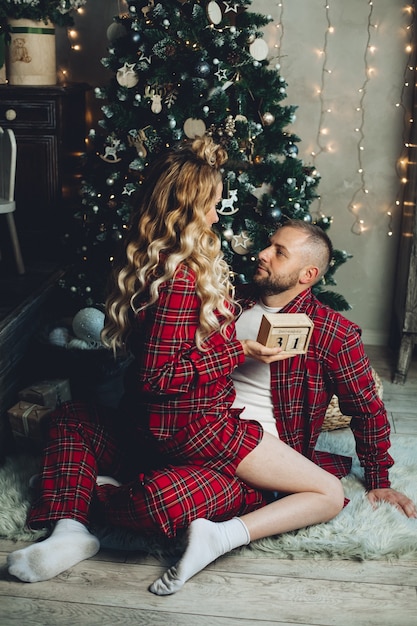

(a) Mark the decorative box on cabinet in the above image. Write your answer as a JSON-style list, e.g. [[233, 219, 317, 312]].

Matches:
[[0, 83, 89, 262]]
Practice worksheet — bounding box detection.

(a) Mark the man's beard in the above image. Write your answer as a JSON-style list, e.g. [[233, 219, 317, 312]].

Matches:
[[253, 268, 299, 296]]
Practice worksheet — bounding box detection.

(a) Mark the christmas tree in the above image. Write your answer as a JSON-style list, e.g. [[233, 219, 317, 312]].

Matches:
[[60, 0, 351, 314]]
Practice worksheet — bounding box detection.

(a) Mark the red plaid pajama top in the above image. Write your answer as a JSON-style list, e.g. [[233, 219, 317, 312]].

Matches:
[[237, 286, 393, 491], [28, 264, 267, 538], [126, 263, 265, 471]]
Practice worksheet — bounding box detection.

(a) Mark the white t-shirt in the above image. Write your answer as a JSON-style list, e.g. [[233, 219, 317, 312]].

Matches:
[[231, 301, 280, 438]]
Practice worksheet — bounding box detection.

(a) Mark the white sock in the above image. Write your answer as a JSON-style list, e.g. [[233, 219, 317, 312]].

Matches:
[[7, 518, 100, 583], [149, 517, 250, 596], [96, 475, 121, 487]]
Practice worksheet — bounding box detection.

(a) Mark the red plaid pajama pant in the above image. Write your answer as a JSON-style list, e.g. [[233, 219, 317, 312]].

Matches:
[[28, 401, 267, 538]]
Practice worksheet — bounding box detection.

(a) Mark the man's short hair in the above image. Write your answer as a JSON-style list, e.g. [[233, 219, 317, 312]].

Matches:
[[278, 219, 333, 278]]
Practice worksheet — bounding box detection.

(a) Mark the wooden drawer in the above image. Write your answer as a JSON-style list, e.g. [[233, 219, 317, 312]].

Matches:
[[0, 99, 57, 130], [0, 83, 89, 262]]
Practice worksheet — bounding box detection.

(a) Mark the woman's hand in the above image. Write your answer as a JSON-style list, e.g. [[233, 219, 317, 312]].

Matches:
[[240, 339, 294, 364]]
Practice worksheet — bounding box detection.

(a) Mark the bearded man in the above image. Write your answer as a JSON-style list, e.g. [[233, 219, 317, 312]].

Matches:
[[232, 219, 416, 518]]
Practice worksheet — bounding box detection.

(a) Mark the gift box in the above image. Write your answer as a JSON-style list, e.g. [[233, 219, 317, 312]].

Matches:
[[257, 313, 314, 354], [7, 401, 53, 445], [18, 378, 72, 408]]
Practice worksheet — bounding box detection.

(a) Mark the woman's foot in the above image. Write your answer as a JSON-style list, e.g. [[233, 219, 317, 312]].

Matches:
[[7, 519, 100, 583]]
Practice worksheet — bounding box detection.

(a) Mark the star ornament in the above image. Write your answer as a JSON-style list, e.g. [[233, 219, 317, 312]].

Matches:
[[138, 52, 152, 64], [233, 231, 250, 248], [118, 62, 136, 77], [122, 183, 137, 196], [215, 67, 228, 81], [231, 230, 253, 255], [223, 2, 239, 13]]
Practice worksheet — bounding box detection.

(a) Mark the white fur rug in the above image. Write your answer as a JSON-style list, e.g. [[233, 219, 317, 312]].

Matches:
[[1, 430, 416, 560]]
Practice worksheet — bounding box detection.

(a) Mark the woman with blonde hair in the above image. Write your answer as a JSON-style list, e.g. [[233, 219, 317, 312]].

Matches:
[[8, 136, 344, 595]]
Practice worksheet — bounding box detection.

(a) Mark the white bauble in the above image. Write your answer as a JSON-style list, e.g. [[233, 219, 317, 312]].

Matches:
[[68, 338, 91, 350], [72, 307, 105, 346], [48, 327, 70, 347], [183, 118, 206, 139]]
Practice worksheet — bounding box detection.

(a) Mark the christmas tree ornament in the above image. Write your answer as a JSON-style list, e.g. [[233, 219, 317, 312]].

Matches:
[[99, 137, 122, 163], [231, 230, 252, 255], [123, 183, 137, 196], [141, 0, 155, 18], [195, 60, 211, 77], [128, 129, 148, 157], [266, 204, 282, 222], [218, 189, 239, 215], [106, 22, 127, 43], [116, 63, 139, 88], [215, 67, 228, 82], [207, 1, 222, 25], [285, 142, 299, 157], [72, 307, 105, 347], [145, 85, 164, 114], [183, 118, 206, 138], [49, 327, 70, 348], [262, 112, 275, 126], [249, 38, 269, 61], [138, 51, 152, 64]]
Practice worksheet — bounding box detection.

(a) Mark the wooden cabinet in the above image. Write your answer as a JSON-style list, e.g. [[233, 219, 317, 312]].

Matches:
[[0, 83, 89, 261]]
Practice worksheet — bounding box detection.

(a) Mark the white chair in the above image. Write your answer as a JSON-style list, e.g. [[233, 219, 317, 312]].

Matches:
[[0, 126, 25, 274]]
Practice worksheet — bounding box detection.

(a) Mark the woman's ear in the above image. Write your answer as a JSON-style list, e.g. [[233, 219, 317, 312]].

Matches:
[[299, 265, 320, 285]]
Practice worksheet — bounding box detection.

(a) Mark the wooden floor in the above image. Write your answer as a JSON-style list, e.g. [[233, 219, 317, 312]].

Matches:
[[0, 345, 416, 626]]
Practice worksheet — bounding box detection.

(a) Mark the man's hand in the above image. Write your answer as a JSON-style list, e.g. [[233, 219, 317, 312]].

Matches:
[[367, 488, 417, 518], [240, 339, 294, 364]]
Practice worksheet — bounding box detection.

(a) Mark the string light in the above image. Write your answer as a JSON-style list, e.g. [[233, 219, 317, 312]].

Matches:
[[347, 0, 375, 235], [274, 2, 285, 64], [57, 4, 86, 82], [391, 3, 416, 238], [275, 0, 415, 238]]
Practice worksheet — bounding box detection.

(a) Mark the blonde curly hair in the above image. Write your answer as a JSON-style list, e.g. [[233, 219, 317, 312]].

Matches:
[[102, 136, 236, 353]]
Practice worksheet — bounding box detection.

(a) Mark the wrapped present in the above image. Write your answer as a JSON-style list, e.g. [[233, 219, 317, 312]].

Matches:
[[18, 378, 71, 408], [7, 401, 53, 445]]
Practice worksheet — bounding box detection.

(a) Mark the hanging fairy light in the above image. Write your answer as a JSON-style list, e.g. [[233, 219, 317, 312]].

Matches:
[[390, 3, 416, 237]]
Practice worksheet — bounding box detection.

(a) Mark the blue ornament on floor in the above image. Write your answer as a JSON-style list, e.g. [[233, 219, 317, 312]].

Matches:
[[70, 307, 105, 350]]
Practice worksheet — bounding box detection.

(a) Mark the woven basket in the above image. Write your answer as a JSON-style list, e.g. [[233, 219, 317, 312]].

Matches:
[[322, 368, 383, 431]]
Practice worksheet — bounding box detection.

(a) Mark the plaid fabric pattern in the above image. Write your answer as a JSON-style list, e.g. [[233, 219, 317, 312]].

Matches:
[[124, 264, 264, 473], [130, 264, 247, 436], [95, 466, 266, 538], [237, 287, 393, 490], [28, 266, 270, 537], [28, 402, 267, 538]]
